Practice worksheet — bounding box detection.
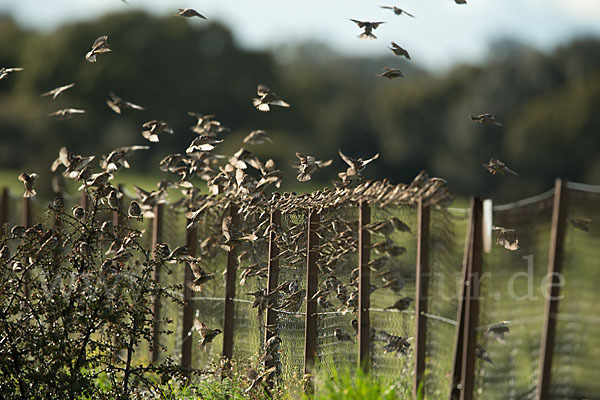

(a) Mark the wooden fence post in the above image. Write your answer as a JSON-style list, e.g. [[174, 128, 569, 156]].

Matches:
[[0, 187, 9, 228], [112, 184, 124, 227], [304, 208, 320, 394], [450, 197, 483, 400], [149, 203, 164, 364], [265, 210, 281, 343], [22, 196, 31, 228], [536, 179, 568, 399], [221, 204, 239, 378], [414, 199, 430, 398], [358, 200, 371, 372], [80, 191, 88, 222], [181, 220, 197, 370]]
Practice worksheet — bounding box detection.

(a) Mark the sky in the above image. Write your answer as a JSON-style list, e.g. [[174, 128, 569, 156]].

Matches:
[[2, 0, 600, 70]]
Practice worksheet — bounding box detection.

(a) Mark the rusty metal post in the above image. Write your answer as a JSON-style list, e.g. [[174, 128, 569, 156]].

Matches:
[[358, 200, 371, 372], [221, 205, 239, 377], [537, 179, 568, 399], [414, 199, 430, 398], [80, 191, 88, 222], [304, 208, 320, 394], [149, 203, 164, 364], [181, 220, 197, 370], [0, 188, 9, 228]]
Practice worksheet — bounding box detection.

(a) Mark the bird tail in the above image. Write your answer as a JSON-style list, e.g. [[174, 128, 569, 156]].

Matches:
[[359, 32, 377, 40], [23, 189, 36, 198], [86, 52, 97, 62]]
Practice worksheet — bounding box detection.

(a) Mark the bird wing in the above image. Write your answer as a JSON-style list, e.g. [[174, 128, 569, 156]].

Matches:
[[338, 149, 356, 168], [92, 35, 108, 49], [106, 100, 121, 114], [371, 22, 385, 28], [350, 19, 366, 28], [363, 153, 380, 166], [193, 319, 210, 337]]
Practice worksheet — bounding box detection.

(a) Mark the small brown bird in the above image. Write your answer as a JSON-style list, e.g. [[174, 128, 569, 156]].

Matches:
[[338, 150, 379, 174], [176, 8, 207, 19], [106, 92, 145, 114], [486, 321, 510, 344], [483, 158, 517, 176], [41, 83, 75, 99], [187, 135, 223, 153], [568, 218, 591, 232], [380, 6, 415, 17], [385, 296, 412, 312], [0, 67, 24, 80], [455, 0, 467, 4], [376, 67, 403, 79], [470, 114, 502, 126], [18, 172, 38, 198], [85, 35, 111, 62], [72, 205, 85, 219], [493, 226, 519, 251], [295, 153, 333, 182], [142, 120, 173, 142], [350, 20, 385, 40], [128, 201, 142, 218], [243, 130, 273, 145], [189, 262, 215, 291], [335, 328, 355, 343], [194, 319, 222, 347], [253, 84, 291, 112], [389, 42, 411, 59], [48, 108, 86, 120], [476, 343, 494, 365]]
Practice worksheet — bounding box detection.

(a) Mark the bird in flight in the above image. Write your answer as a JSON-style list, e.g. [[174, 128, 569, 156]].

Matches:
[[106, 92, 145, 114], [194, 319, 222, 348], [389, 42, 411, 60], [177, 8, 207, 19], [350, 20, 385, 40], [85, 35, 111, 62], [0, 67, 23, 81], [295, 153, 333, 182], [376, 67, 403, 79], [142, 120, 173, 142], [253, 84, 290, 112], [455, 0, 467, 4], [380, 6, 414, 17], [18, 172, 38, 198], [471, 114, 502, 126], [483, 158, 517, 175], [243, 130, 273, 145], [48, 108, 86, 120], [41, 83, 76, 99]]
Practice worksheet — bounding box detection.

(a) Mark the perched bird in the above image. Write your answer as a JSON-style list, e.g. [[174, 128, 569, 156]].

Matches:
[[385, 296, 412, 312], [277, 289, 306, 312], [106, 92, 145, 114], [295, 153, 333, 182], [486, 321, 510, 344], [41, 83, 75, 99], [85, 35, 111, 62], [476, 343, 494, 365], [0, 67, 24, 80], [243, 130, 273, 145], [48, 108, 86, 120], [106, 189, 122, 209], [483, 158, 517, 176], [376, 67, 403, 79], [380, 6, 414, 17], [176, 8, 207, 19], [194, 319, 222, 347], [128, 200, 142, 218], [142, 120, 173, 142], [72, 205, 85, 219], [18, 172, 38, 198], [383, 334, 412, 356], [350, 20, 385, 40], [253, 84, 291, 112], [568, 218, 591, 232], [389, 42, 411, 59], [470, 114, 502, 126], [245, 366, 277, 394], [189, 262, 215, 291], [493, 226, 519, 251], [335, 328, 355, 343]]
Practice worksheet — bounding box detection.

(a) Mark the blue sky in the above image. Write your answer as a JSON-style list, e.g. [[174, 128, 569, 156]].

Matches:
[[2, 0, 600, 70]]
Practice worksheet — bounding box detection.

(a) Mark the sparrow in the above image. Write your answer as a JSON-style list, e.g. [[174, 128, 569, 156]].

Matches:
[[221, 215, 258, 251], [335, 328, 355, 343], [194, 319, 222, 347], [384, 334, 411, 356], [376, 67, 403, 79], [350, 20, 385, 40], [189, 262, 215, 291], [476, 343, 494, 365], [455, 0, 467, 4], [18, 172, 38, 198], [243, 130, 273, 145], [176, 8, 207, 19], [51, 147, 96, 179], [72, 205, 85, 219], [380, 6, 414, 17], [106, 92, 145, 114], [41, 83, 75, 99], [338, 150, 379, 175], [107, 189, 122, 209], [389, 42, 411, 59], [295, 153, 333, 182], [385, 296, 412, 312], [0, 67, 24, 80], [483, 158, 517, 176], [493, 226, 519, 251], [486, 321, 510, 344], [186, 135, 223, 153], [48, 108, 86, 120], [253, 84, 291, 112], [128, 201, 142, 218], [568, 218, 591, 232], [85, 35, 111, 62], [245, 366, 277, 394], [470, 114, 502, 126], [142, 120, 173, 142], [99, 145, 149, 172]]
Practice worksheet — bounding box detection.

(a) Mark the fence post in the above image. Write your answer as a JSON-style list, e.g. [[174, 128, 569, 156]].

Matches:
[[149, 203, 164, 364], [22, 196, 31, 228], [414, 199, 430, 398], [113, 184, 124, 227], [536, 179, 568, 399], [304, 208, 320, 394], [265, 210, 281, 341], [450, 197, 483, 400], [221, 204, 239, 378], [80, 191, 88, 222], [358, 200, 371, 372], [0, 187, 8, 228], [181, 220, 197, 370]]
